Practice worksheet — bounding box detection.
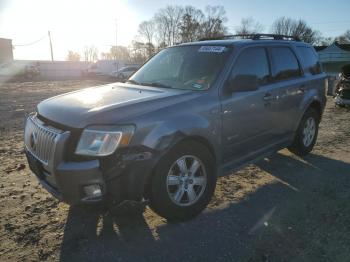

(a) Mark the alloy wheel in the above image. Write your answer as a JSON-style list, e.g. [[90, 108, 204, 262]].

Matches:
[[166, 155, 207, 206]]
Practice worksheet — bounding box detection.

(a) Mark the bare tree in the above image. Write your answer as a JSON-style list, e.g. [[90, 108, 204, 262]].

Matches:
[[179, 6, 204, 42], [138, 21, 156, 45], [154, 6, 184, 46], [130, 41, 148, 63], [335, 30, 350, 44], [271, 17, 321, 44], [201, 6, 228, 39], [138, 21, 157, 57], [135, 5, 229, 49], [345, 30, 350, 41], [83, 46, 98, 62], [318, 37, 334, 46], [66, 51, 81, 61], [235, 17, 264, 35], [100, 52, 108, 60], [108, 46, 130, 61]]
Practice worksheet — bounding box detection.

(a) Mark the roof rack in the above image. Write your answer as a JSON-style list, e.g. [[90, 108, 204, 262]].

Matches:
[[199, 34, 300, 42]]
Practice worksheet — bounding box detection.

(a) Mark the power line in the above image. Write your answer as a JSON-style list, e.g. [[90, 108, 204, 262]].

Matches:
[[308, 20, 350, 25], [13, 34, 48, 47]]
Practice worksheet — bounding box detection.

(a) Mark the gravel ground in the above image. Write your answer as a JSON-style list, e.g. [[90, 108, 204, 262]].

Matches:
[[0, 80, 350, 262]]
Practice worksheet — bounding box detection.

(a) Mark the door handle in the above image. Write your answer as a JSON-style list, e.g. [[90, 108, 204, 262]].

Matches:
[[263, 92, 273, 101], [298, 86, 305, 94]]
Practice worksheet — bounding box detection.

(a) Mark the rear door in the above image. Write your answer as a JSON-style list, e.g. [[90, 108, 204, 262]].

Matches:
[[221, 46, 281, 163], [295, 45, 325, 107], [268, 45, 305, 136]]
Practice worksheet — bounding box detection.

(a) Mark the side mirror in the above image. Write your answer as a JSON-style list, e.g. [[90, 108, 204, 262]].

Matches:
[[226, 75, 259, 93]]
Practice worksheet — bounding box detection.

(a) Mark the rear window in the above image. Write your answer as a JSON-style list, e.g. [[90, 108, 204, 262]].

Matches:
[[296, 46, 322, 75], [270, 47, 301, 81]]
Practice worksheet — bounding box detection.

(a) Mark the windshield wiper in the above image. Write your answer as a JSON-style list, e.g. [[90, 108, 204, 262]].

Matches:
[[140, 82, 173, 89], [126, 79, 141, 85]]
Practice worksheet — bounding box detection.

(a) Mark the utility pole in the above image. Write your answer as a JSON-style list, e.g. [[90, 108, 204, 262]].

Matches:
[[48, 31, 54, 61], [115, 19, 118, 71]]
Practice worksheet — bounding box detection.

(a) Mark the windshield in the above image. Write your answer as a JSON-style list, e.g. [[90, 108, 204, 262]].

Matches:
[[128, 45, 232, 90]]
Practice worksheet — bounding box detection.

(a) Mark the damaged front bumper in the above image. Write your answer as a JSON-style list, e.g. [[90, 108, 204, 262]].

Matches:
[[24, 115, 156, 205], [25, 146, 156, 205], [25, 130, 106, 204]]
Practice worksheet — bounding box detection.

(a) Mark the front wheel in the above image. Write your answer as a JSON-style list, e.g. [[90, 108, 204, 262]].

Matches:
[[149, 142, 217, 222], [288, 108, 320, 156]]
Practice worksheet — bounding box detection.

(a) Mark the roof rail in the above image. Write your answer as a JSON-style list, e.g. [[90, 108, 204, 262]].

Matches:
[[199, 34, 301, 42]]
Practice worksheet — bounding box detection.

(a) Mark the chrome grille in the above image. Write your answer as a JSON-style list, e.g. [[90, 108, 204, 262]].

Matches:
[[24, 115, 62, 165]]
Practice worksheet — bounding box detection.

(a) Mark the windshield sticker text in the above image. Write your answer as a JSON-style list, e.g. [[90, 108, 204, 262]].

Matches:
[[198, 46, 226, 53]]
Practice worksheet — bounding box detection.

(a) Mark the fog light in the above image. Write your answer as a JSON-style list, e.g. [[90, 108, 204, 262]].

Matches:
[[84, 184, 102, 198]]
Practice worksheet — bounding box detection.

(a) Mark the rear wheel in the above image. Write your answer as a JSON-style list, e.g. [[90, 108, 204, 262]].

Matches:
[[149, 141, 216, 222], [288, 108, 320, 156]]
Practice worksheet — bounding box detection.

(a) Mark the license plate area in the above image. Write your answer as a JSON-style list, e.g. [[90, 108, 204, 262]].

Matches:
[[26, 151, 44, 178], [26, 150, 59, 189]]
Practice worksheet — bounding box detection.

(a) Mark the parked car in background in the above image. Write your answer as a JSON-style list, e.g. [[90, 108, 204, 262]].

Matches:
[[0, 62, 23, 77], [86, 60, 128, 76], [111, 66, 139, 80], [0, 61, 40, 80], [24, 34, 326, 222]]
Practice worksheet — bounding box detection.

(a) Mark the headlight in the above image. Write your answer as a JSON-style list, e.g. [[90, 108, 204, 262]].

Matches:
[[75, 125, 134, 156]]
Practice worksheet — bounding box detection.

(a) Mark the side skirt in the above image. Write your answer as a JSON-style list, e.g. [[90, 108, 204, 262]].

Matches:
[[219, 138, 292, 177]]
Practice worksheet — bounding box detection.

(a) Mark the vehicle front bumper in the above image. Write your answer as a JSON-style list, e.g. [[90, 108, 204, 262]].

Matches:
[[27, 150, 105, 202], [25, 133, 156, 205]]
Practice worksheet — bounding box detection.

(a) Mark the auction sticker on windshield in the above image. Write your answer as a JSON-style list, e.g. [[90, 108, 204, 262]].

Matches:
[[198, 46, 226, 53]]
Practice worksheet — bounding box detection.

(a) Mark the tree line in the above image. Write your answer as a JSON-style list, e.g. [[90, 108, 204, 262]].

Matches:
[[66, 5, 350, 63]]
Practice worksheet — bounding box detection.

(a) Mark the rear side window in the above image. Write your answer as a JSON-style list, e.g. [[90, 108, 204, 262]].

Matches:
[[230, 47, 270, 87], [296, 46, 321, 75], [270, 47, 301, 81]]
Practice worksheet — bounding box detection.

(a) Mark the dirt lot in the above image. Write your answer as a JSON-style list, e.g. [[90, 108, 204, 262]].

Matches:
[[0, 80, 350, 262]]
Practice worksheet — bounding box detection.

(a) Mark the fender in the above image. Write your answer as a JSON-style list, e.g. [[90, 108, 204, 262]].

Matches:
[[293, 87, 325, 132], [115, 113, 221, 201], [141, 113, 221, 160]]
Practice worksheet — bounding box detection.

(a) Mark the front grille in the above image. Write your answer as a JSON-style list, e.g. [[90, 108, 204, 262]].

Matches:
[[24, 114, 63, 165]]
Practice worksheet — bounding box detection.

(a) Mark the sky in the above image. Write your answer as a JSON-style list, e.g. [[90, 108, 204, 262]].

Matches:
[[0, 0, 349, 61]]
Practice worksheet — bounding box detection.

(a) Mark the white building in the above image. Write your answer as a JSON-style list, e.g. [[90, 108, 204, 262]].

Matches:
[[315, 42, 350, 74]]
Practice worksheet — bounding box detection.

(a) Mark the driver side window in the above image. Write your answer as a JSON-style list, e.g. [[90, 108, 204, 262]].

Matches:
[[230, 47, 271, 89]]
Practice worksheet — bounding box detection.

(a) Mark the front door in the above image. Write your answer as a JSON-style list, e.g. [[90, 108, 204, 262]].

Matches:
[[221, 47, 280, 163]]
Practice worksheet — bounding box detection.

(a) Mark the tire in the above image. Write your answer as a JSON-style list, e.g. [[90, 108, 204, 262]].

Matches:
[[288, 108, 320, 156], [149, 141, 217, 222]]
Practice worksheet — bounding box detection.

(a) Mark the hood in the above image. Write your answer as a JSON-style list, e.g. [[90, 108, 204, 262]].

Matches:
[[37, 83, 193, 128]]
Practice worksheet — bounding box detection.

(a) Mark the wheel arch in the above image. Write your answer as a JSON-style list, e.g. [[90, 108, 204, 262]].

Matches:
[[293, 98, 323, 133], [308, 100, 323, 118], [143, 135, 216, 199]]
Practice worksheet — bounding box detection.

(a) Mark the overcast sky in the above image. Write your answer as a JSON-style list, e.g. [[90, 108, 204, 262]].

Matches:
[[0, 0, 349, 60]]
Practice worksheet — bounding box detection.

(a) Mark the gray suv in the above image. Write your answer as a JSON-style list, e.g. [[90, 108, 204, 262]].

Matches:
[[24, 34, 326, 221]]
